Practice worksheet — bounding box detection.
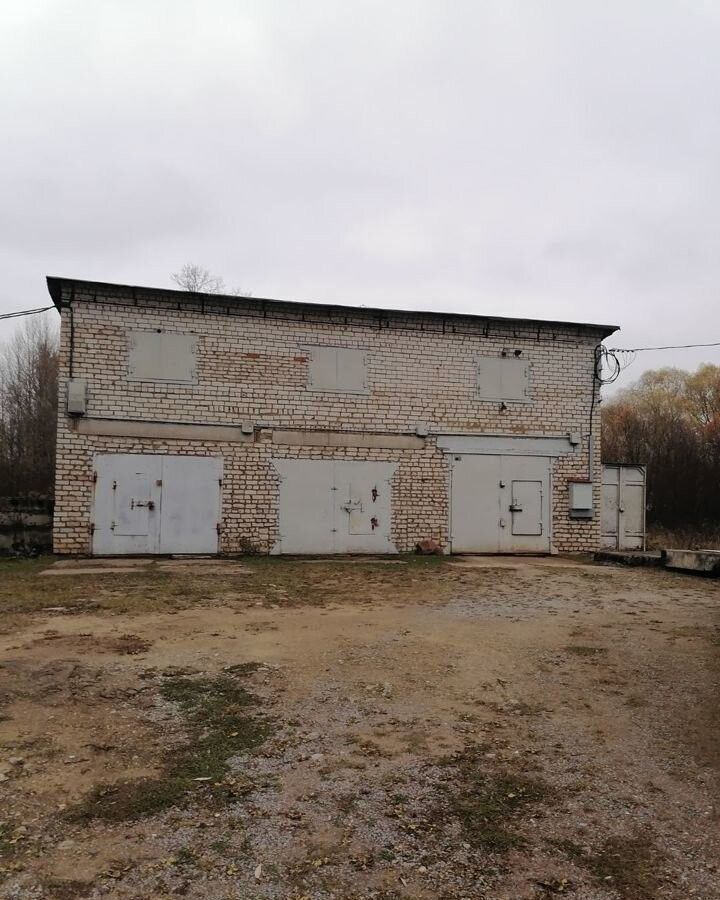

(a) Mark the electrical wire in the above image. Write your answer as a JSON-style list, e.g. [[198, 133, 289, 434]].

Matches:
[[608, 340, 720, 352], [0, 306, 54, 320]]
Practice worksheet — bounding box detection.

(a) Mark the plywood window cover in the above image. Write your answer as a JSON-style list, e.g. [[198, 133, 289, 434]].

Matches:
[[476, 355, 532, 403], [303, 345, 369, 394], [127, 331, 199, 385]]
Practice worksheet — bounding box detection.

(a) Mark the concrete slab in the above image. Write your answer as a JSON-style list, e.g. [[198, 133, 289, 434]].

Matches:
[[40, 566, 149, 576], [664, 548, 720, 575], [42, 558, 250, 576], [50, 558, 152, 569], [595, 550, 665, 568], [451, 556, 620, 574]]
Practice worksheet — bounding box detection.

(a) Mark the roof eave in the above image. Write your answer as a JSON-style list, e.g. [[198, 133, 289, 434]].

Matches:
[[45, 275, 619, 338]]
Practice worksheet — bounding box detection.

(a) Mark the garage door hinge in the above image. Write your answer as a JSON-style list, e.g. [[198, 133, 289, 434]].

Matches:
[[89, 522, 95, 534], [93, 471, 98, 483], [216, 523, 222, 533]]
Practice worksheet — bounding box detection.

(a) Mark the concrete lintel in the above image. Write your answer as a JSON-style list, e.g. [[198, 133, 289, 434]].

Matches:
[[436, 433, 574, 456], [272, 429, 425, 450], [73, 417, 253, 443]]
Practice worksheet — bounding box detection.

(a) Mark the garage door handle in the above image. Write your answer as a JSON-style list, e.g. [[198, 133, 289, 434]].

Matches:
[[509, 503, 523, 512], [342, 502, 363, 513], [131, 500, 155, 510]]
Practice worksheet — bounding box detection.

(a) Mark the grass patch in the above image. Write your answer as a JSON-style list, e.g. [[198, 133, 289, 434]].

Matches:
[[585, 835, 663, 900], [68, 671, 271, 823], [444, 748, 552, 851], [565, 645, 607, 658], [549, 833, 663, 899]]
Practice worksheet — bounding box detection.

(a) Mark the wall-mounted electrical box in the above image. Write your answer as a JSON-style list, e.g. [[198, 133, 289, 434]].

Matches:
[[66, 378, 87, 416], [569, 481, 593, 518]]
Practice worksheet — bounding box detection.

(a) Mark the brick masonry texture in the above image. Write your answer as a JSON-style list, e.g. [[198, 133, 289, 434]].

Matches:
[[52, 282, 610, 555]]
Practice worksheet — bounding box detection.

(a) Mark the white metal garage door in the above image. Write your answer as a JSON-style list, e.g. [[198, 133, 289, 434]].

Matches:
[[601, 464, 646, 550], [450, 454, 551, 553], [272, 459, 397, 554], [92, 454, 222, 555]]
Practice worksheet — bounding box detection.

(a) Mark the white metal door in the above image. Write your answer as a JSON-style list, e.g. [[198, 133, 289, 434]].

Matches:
[[92, 454, 221, 555], [158, 457, 222, 554], [334, 461, 395, 552], [93, 455, 162, 554], [450, 454, 550, 553], [273, 460, 337, 554], [273, 459, 396, 554], [449, 455, 503, 553], [510, 481, 543, 536], [601, 465, 646, 550]]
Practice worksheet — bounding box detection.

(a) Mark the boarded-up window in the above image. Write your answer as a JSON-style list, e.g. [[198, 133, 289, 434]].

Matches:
[[477, 356, 530, 401], [127, 331, 199, 384], [305, 346, 368, 393]]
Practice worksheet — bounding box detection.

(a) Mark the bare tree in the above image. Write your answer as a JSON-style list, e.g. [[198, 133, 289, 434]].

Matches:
[[602, 364, 720, 528], [0, 317, 59, 496], [171, 263, 253, 297], [171, 264, 226, 294]]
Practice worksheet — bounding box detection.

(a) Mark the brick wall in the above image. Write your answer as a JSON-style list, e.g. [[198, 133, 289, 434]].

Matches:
[[53, 282, 608, 554]]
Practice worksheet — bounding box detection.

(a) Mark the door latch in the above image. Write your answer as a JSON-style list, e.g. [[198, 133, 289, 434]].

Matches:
[[509, 503, 523, 512], [131, 499, 155, 510]]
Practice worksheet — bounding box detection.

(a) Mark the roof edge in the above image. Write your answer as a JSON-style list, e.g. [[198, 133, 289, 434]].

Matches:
[[45, 275, 619, 338]]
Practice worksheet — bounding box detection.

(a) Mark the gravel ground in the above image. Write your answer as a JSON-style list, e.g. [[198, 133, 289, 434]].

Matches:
[[0, 555, 718, 899]]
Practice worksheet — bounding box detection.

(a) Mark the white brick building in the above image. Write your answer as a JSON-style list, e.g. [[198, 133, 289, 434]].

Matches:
[[48, 277, 618, 556]]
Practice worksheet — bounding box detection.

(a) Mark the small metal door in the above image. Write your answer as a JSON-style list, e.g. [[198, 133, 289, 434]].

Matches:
[[601, 465, 646, 550], [343, 479, 384, 535], [510, 481, 543, 536], [113, 472, 156, 537]]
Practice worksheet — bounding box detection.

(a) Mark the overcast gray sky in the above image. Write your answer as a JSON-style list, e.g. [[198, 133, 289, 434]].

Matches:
[[1, 0, 719, 390]]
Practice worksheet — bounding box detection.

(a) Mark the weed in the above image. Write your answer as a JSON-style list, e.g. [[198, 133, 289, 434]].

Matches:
[[68, 672, 271, 822], [42, 880, 93, 899], [173, 847, 198, 868], [585, 834, 663, 900], [444, 748, 552, 851], [565, 645, 607, 657]]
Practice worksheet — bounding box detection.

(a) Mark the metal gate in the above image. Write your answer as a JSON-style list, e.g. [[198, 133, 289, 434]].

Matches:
[[450, 454, 550, 553], [92, 454, 222, 555], [272, 459, 396, 554], [601, 464, 646, 550]]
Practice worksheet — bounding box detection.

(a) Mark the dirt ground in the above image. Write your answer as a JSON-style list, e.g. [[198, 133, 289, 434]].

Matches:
[[0, 554, 718, 900]]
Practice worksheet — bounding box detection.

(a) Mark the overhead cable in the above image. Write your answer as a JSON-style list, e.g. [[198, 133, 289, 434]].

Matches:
[[0, 306, 54, 321], [608, 340, 720, 352]]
